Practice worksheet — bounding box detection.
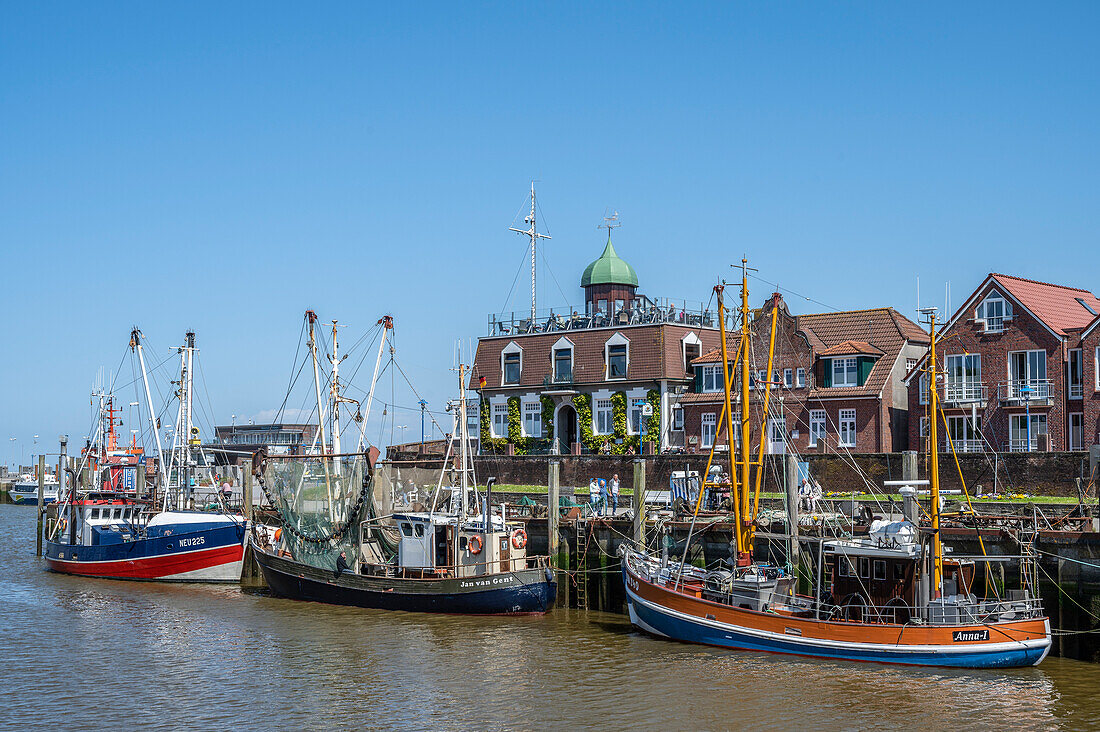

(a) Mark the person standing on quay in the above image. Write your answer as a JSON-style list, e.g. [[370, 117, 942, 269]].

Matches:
[[598, 478, 609, 516], [589, 478, 600, 516], [610, 473, 620, 515]]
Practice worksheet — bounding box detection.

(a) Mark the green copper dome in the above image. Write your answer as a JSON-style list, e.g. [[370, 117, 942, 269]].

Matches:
[[580, 235, 639, 288]]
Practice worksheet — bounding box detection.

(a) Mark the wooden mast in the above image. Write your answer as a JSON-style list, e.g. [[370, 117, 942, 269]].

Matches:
[[737, 260, 753, 564]]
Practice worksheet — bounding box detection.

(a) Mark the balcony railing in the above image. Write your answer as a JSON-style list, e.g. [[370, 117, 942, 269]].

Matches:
[[997, 379, 1053, 405], [943, 382, 986, 403], [487, 297, 728, 336], [543, 373, 574, 387], [944, 439, 984, 453], [1007, 438, 1045, 453], [1069, 382, 1084, 399]]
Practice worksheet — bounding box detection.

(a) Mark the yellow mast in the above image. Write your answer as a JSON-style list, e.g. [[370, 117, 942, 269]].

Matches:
[[926, 314, 944, 597], [750, 298, 779, 543], [737, 260, 753, 563], [715, 284, 743, 557]]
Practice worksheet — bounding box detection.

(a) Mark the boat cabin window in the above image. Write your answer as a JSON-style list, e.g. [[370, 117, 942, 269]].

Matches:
[[414, 524, 425, 538], [400, 523, 414, 537], [894, 563, 906, 581], [859, 557, 870, 579], [873, 560, 886, 581], [90, 508, 100, 519], [838, 557, 854, 577], [459, 536, 467, 550]]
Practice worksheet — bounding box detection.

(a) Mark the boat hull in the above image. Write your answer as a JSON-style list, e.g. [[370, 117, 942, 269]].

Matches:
[[44, 523, 248, 582], [255, 545, 557, 615], [9, 489, 58, 505], [623, 560, 1050, 668]]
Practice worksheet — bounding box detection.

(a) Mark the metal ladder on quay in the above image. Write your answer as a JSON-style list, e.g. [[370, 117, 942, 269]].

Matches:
[[575, 511, 590, 611]]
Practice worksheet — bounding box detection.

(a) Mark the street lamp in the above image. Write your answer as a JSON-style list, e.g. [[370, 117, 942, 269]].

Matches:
[[396, 425, 408, 444], [418, 400, 428, 444]]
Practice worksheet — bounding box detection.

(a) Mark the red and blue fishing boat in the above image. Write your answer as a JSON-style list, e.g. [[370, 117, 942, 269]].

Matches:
[[621, 263, 1051, 668], [44, 493, 248, 581]]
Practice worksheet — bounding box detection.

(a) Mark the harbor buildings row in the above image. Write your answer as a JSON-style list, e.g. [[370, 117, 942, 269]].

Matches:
[[469, 234, 1100, 456]]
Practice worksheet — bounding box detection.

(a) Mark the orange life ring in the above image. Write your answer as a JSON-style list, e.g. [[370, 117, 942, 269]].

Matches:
[[511, 528, 527, 550], [468, 535, 483, 555]]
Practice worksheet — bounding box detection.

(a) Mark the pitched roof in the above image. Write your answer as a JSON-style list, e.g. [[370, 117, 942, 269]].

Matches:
[[817, 340, 884, 357], [989, 273, 1100, 336]]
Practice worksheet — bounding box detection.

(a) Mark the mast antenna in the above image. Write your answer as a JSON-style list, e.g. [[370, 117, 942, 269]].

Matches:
[[509, 181, 551, 324]]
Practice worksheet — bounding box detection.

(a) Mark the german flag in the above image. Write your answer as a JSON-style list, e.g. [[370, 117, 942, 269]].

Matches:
[[478, 375, 487, 388]]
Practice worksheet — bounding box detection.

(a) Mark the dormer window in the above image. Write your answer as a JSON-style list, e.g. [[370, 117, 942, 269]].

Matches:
[[682, 332, 702, 372], [552, 337, 574, 383], [605, 332, 629, 379], [831, 357, 858, 387], [975, 290, 1012, 333], [501, 341, 522, 385]]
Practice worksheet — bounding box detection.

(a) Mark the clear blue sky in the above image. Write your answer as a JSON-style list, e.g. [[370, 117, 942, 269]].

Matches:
[[2, 2, 1098, 467]]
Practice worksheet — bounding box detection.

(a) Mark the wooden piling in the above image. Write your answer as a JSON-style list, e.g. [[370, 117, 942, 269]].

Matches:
[[36, 455, 45, 557], [632, 458, 646, 548], [548, 461, 560, 565]]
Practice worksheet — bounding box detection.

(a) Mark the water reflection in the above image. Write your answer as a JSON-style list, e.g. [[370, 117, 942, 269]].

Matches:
[[0, 505, 1096, 730]]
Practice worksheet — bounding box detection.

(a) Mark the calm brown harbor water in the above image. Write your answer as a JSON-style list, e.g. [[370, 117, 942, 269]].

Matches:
[[2, 505, 1098, 731]]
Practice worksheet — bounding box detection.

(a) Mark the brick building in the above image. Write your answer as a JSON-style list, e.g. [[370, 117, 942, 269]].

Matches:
[[904, 273, 1100, 453], [471, 235, 724, 454], [680, 293, 928, 454]]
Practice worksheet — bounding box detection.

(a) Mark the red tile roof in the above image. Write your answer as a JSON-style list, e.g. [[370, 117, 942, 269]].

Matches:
[[817, 340, 884, 357], [990, 273, 1100, 336]]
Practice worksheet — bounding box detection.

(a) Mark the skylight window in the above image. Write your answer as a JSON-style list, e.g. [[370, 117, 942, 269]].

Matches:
[[1075, 297, 1098, 317]]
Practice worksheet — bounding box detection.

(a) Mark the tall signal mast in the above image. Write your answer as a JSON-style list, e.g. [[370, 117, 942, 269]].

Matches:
[[509, 182, 551, 324]]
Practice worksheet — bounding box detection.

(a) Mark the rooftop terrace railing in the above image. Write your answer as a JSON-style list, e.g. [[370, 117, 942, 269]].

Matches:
[[488, 297, 729, 336]]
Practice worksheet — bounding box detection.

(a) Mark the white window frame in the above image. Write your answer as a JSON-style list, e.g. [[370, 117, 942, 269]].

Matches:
[[1069, 348, 1083, 399], [906, 358, 917, 373], [1009, 413, 1047, 452], [1069, 413, 1084, 451], [701, 364, 724, 392], [672, 404, 684, 432], [551, 336, 574, 384], [838, 409, 856, 448], [523, 401, 542, 438], [919, 416, 930, 438], [1008, 349, 1048, 399], [975, 290, 1012, 333], [783, 368, 793, 388], [832, 358, 858, 387], [945, 353, 982, 401], [918, 373, 929, 405], [682, 332, 702, 373], [701, 412, 717, 448], [492, 403, 508, 438], [501, 341, 522, 386], [605, 332, 630, 380], [795, 368, 806, 388], [628, 401, 643, 435], [808, 410, 826, 447], [594, 398, 613, 435]]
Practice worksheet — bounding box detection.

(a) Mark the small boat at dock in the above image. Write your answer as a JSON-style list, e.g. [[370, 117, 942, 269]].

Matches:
[[9, 474, 60, 505]]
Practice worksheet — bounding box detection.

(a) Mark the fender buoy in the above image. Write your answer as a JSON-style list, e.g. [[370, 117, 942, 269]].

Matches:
[[510, 528, 528, 550], [468, 535, 483, 555], [274, 528, 282, 542]]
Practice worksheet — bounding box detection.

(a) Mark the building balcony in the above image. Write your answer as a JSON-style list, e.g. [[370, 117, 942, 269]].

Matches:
[[942, 382, 987, 406], [1069, 383, 1084, 399], [943, 439, 984, 453], [1007, 437, 1048, 453], [487, 297, 726, 336], [997, 379, 1054, 407], [544, 372, 574, 386]]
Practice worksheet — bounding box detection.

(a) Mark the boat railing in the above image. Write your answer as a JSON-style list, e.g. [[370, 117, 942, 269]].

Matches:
[[342, 552, 553, 578]]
